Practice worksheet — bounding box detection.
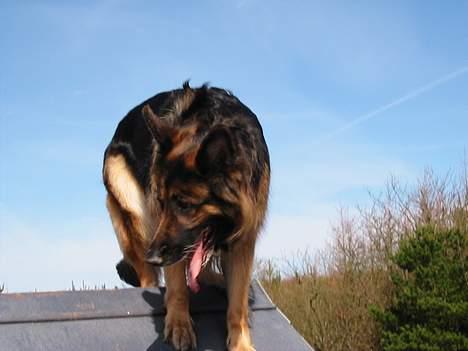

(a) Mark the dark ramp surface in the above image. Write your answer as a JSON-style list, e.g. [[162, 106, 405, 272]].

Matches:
[[0, 280, 313, 351]]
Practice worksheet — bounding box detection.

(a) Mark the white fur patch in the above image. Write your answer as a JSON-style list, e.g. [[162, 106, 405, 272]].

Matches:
[[104, 154, 151, 241], [104, 154, 146, 216]]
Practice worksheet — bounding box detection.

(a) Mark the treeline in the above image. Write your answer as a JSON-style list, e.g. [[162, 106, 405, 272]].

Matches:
[[259, 165, 468, 351]]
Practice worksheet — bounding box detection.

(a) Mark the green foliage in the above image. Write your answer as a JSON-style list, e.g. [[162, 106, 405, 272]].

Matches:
[[259, 167, 467, 351], [372, 226, 468, 351]]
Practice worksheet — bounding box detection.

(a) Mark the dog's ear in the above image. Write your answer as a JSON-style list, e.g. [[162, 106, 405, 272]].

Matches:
[[196, 127, 234, 175], [142, 104, 173, 150]]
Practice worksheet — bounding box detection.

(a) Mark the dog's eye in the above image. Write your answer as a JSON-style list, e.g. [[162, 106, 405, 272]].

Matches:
[[173, 196, 194, 212]]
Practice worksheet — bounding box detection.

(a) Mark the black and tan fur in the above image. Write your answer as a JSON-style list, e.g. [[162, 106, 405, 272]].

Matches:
[[103, 83, 270, 351]]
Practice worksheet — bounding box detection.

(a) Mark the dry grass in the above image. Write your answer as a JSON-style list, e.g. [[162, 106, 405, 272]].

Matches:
[[259, 165, 468, 351], [70, 280, 113, 291]]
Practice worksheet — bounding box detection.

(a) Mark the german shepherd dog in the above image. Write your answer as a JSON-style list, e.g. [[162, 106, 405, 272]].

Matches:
[[103, 82, 270, 351]]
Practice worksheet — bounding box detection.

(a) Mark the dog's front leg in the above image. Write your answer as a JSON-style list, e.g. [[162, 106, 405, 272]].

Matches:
[[164, 260, 196, 351], [224, 239, 256, 351]]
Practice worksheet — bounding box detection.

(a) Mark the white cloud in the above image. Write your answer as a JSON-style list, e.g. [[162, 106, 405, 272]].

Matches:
[[269, 142, 415, 208], [0, 206, 123, 292], [257, 205, 335, 260], [0, 202, 338, 292]]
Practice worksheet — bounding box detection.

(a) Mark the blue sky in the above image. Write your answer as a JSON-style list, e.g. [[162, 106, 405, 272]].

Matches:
[[1, 1, 467, 292]]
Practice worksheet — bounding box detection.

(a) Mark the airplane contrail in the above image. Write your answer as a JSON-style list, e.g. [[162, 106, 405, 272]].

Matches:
[[313, 65, 468, 145]]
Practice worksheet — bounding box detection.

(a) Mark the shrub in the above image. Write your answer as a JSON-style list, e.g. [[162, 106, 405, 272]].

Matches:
[[259, 165, 467, 351], [372, 226, 468, 351]]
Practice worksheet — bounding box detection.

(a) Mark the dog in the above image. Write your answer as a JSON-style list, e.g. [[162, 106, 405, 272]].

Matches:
[[103, 82, 270, 351]]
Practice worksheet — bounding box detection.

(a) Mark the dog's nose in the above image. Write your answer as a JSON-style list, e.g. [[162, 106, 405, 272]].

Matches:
[[145, 244, 168, 265]]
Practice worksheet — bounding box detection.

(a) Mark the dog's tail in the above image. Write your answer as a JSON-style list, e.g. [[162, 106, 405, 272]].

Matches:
[[116, 259, 141, 287]]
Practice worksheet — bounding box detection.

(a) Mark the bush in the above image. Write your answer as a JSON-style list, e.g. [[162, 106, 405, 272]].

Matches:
[[259, 165, 467, 351], [372, 226, 468, 351]]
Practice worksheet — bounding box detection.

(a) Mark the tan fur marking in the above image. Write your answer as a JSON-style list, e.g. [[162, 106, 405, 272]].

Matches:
[[164, 260, 196, 349], [104, 154, 151, 241], [188, 205, 222, 226], [255, 165, 270, 229], [223, 165, 269, 350], [104, 154, 145, 215], [172, 88, 195, 117], [223, 239, 256, 351], [201, 204, 223, 216], [106, 194, 133, 256], [167, 124, 198, 162], [184, 149, 198, 169], [106, 194, 158, 287], [188, 183, 210, 199], [170, 182, 210, 200]]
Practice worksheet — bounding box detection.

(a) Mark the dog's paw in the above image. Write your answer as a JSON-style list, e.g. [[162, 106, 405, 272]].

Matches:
[[116, 259, 141, 287], [227, 326, 255, 351], [164, 310, 197, 351]]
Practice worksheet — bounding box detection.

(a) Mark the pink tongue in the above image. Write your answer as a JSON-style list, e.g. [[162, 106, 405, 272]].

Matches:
[[188, 240, 205, 293]]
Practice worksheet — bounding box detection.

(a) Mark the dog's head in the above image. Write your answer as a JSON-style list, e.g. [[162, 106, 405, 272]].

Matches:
[[142, 105, 240, 271]]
